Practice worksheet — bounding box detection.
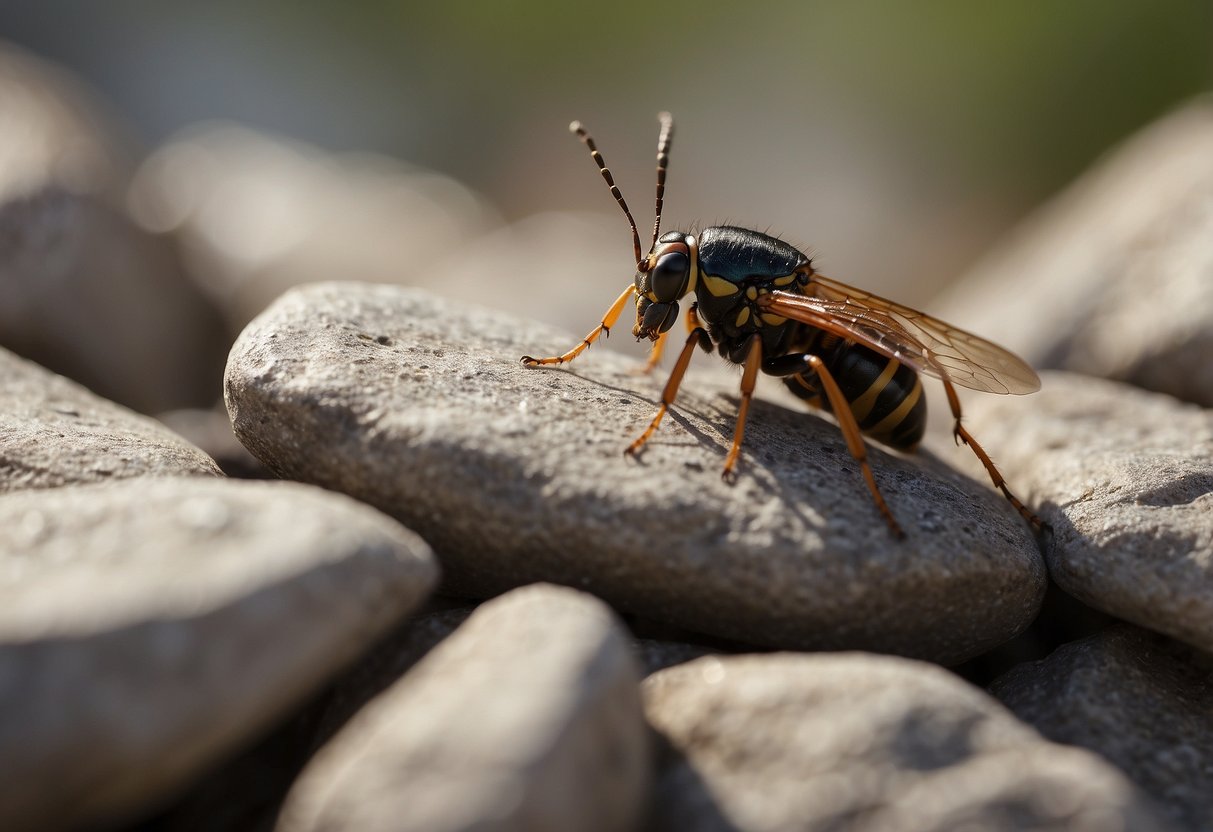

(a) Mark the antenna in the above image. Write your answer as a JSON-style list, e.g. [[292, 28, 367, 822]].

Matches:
[[569, 120, 644, 268], [651, 112, 674, 252]]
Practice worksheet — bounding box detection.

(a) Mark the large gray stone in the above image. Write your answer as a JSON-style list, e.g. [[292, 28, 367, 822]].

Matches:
[[226, 283, 1046, 664], [992, 625, 1213, 832], [935, 96, 1213, 406], [963, 372, 1213, 655], [0, 43, 229, 413], [1, 346, 222, 491], [277, 584, 649, 832], [644, 653, 1170, 831], [0, 477, 438, 832]]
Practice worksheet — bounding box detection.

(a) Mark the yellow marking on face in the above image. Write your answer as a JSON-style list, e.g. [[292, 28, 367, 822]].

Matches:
[[702, 274, 740, 297], [735, 306, 751, 327], [868, 377, 922, 440], [849, 358, 900, 423], [746, 286, 758, 300], [646, 291, 658, 302], [760, 313, 786, 327], [773, 274, 797, 286]]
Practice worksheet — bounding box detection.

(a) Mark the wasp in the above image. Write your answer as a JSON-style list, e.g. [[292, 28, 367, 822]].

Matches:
[[521, 113, 1043, 539]]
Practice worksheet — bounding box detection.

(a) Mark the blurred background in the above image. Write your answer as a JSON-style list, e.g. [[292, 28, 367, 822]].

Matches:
[[1, 1, 1211, 415]]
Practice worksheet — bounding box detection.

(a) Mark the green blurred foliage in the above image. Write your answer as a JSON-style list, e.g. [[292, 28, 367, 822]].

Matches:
[[312, 0, 1211, 198]]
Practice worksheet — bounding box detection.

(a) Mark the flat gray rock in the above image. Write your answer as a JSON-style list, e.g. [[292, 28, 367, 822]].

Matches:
[[935, 96, 1213, 406], [644, 653, 1170, 832], [226, 282, 1045, 664], [992, 625, 1213, 832], [963, 372, 1213, 654], [277, 584, 650, 832], [0, 44, 229, 413], [1, 346, 222, 490], [0, 477, 438, 832]]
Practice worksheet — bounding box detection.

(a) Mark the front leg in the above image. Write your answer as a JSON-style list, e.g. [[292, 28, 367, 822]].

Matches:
[[520, 284, 635, 366], [636, 303, 709, 375], [626, 325, 708, 456]]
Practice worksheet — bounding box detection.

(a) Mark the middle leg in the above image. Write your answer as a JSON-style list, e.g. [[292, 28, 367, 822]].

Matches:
[[721, 334, 763, 482]]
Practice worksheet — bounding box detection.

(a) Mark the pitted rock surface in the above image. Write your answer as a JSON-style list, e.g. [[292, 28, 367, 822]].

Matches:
[[963, 372, 1213, 654], [992, 625, 1213, 832], [277, 584, 649, 832], [644, 653, 1171, 831], [1, 346, 222, 490], [226, 282, 1045, 663], [0, 477, 438, 832], [935, 96, 1213, 406]]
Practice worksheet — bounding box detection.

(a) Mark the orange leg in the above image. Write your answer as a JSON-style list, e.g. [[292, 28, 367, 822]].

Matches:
[[638, 302, 702, 375], [626, 326, 706, 456], [721, 335, 762, 482], [638, 329, 669, 375], [521, 284, 635, 366], [803, 354, 904, 539], [943, 379, 1046, 533]]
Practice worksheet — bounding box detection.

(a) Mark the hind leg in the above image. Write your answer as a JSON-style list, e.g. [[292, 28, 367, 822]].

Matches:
[[942, 379, 1046, 532], [766, 353, 904, 538]]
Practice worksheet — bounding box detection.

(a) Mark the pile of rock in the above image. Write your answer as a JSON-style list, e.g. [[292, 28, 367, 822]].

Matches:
[[2, 41, 1210, 832]]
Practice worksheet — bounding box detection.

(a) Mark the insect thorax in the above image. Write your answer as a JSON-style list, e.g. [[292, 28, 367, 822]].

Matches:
[[691, 226, 811, 364]]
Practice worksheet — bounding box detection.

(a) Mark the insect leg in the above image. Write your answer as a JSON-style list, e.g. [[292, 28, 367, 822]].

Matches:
[[625, 326, 708, 456], [638, 328, 670, 375], [520, 284, 635, 366], [637, 302, 704, 375], [721, 334, 763, 482], [789, 353, 905, 538], [942, 379, 1047, 532]]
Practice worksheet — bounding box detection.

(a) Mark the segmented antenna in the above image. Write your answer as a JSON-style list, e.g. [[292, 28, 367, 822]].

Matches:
[[569, 120, 644, 268], [651, 112, 674, 252]]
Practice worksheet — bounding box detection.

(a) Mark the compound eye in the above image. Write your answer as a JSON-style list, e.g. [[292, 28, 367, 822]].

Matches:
[[650, 250, 690, 301]]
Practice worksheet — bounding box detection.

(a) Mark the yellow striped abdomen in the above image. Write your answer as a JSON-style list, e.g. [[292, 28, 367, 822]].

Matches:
[[784, 344, 926, 450]]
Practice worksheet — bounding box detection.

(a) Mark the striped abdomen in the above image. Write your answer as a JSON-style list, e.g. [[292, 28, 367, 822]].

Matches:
[[784, 343, 926, 449]]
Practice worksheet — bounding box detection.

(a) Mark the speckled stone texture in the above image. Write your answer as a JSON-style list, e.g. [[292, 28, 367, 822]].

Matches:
[[226, 282, 1046, 664], [644, 653, 1171, 832], [1, 345, 222, 490], [0, 477, 438, 832], [963, 372, 1213, 655], [992, 625, 1213, 832], [934, 96, 1213, 407], [277, 584, 650, 832]]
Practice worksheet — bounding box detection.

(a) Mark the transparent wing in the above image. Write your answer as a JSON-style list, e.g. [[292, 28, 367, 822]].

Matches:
[[758, 276, 1040, 395]]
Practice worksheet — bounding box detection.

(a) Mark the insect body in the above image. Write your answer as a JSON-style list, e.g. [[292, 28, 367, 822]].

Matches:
[[521, 113, 1043, 538]]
